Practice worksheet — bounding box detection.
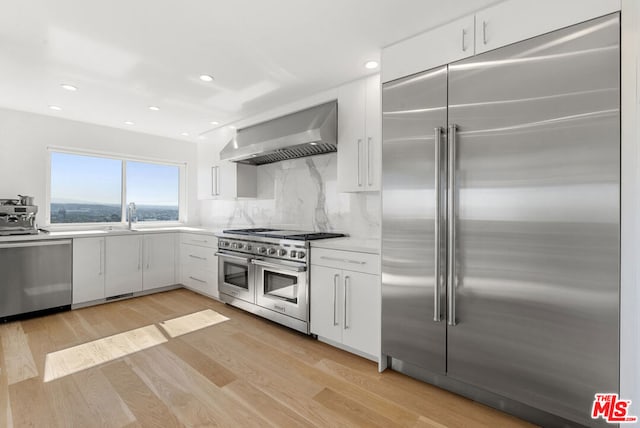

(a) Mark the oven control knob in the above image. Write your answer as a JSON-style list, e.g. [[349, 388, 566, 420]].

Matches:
[[267, 248, 276, 255], [246, 244, 252, 251], [232, 242, 238, 249], [257, 247, 267, 254], [297, 251, 306, 259], [236, 243, 244, 250], [290, 250, 297, 258], [278, 249, 287, 257]]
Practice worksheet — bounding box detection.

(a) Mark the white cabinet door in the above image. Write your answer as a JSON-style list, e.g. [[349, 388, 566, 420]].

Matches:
[[72, 237, 105, 304], [382, 14, 475, 83], [179, 242, 219, 299], [364, 74, 381, 192], [341, 271, 380, 357], [475, 0, 620, 55], [337, 75, 381, 192], [337, 79, 367, 192], [310, 265, 343, 343], [143, 233, 176, 291], [105, 235, 143, 297]]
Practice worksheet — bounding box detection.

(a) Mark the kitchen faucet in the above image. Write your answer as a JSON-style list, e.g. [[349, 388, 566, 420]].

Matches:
[[128, 202, 137, 230]]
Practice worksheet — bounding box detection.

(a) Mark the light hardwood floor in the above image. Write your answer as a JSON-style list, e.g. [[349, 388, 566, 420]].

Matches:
[[0, 289, 536, 427]]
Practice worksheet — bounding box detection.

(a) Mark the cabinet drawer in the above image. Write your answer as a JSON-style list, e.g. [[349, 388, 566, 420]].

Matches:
[[311, 248, 380, 275], [180, 233, 217, 248], [181, 266, 216, 295], [180, 244, 217, 271]]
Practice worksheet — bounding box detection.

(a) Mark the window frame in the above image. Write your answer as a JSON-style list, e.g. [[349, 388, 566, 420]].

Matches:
[[45, 147, 188, 228]]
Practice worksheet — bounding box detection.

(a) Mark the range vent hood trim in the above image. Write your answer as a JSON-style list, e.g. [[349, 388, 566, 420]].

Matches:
[[220, 101, 337, 165]]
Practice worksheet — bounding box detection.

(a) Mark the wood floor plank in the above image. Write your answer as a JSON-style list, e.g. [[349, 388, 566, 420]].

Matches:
[[0, 334, 10, 428], [0, 289, 538, 428], [73, 368, 137, 428], [163, 338, 237, 387], [223, 378, 317, 428], [0, 323, 38, 385], [8, 377, 55, 427], [102, 360, 182, 428], [314, 387, 401, 428], [131, 345, 270, 427]]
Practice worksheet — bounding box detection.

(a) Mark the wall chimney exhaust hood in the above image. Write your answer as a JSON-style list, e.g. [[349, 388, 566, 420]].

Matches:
[[220, 101, 337, 165]]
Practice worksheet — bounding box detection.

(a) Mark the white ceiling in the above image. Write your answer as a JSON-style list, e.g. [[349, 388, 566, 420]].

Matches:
[[0, 0, 499, 142]]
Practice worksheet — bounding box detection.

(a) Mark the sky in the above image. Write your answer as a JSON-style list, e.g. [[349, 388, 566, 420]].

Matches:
[[51, 152, 179, 206]]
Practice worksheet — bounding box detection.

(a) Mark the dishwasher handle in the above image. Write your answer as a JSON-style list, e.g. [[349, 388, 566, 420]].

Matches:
[[0, 239, 71, 249]]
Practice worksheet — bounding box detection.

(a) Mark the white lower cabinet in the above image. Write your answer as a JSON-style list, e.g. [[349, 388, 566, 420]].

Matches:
[[72, 237, 106, 304], [105, 234, 143, 297], [179, 234, 218, 299], [310, 249, 380, 359], [73, 232, 179, 305], [142, 233, 176, 291]]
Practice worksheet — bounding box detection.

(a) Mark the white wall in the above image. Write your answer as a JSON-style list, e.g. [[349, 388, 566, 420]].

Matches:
[[0, 107, 199, 227]]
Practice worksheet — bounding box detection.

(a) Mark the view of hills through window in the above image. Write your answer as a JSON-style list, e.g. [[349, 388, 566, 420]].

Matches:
[[50, 152, 179, 224]]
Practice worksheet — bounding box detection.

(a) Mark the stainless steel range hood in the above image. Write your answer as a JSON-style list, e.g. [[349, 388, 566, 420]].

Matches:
[[220, 101, 337, 165]]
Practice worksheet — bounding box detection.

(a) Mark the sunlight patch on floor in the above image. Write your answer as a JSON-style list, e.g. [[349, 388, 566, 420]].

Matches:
[[158, 309, 229, 338], [43, 324, 167, 382]]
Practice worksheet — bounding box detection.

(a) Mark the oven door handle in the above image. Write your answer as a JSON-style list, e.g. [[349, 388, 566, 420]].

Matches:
[[252, 259, 307, 273], [215, 252, 253, 262]]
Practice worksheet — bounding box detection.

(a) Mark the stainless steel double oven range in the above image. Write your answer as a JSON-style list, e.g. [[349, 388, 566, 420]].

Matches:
[[216, 228, 344, 334]]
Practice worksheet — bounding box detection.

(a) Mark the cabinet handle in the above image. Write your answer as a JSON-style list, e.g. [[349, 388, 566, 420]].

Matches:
[[357, 139, 363, 186], [99, 239, 104, 276], [146, 239, 150, 270], [462, 28, 467, 52], [333, 274, 339, 326], [320, 256, 366, 265], [189, 276, 207, 284], [138, 239, 142, 271], [367, 137, 372, 186], [189, 254, 207, 261], [344, 275, 350, 329], [482, 21, 488, 45], [212, 166, 221, 196]]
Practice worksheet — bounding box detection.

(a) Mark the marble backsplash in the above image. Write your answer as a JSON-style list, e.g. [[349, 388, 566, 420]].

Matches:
[[198, 153, 380, 238]]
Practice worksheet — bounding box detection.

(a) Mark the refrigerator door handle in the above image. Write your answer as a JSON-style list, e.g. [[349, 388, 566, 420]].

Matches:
[[447, 124, 458, 326], [434, 126, 443, 322]]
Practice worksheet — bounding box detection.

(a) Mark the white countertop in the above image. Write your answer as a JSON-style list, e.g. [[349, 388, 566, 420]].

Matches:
[[310, 237, 380, 254], [0, 226, 221, 243]]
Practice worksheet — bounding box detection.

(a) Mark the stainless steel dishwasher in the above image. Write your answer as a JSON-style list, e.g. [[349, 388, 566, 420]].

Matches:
[[0, 239, 72, 321]]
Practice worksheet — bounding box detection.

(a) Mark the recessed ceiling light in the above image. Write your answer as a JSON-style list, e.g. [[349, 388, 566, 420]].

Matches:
[[148, 106, 160, 111], [364, 60, 379, 69], [310, 142, 318, 146], [61, 84, 77, 91], [181, 132, 190, 136], [49, 105, 62, 111], [199, 74, 214, 82], [210, 121, 219, 126], [124, 121, 134, 125]]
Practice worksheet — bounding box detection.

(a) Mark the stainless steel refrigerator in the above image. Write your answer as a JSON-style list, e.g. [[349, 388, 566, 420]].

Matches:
[[381, 13, 619, 428]]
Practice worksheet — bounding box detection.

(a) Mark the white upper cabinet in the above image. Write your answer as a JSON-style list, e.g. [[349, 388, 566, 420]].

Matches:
[[197, 127, 257, 200], [337, 74, 381, 192], [382, 0, 620, 83], [475, 0, 620, 55], [382, 15, 475, 83]]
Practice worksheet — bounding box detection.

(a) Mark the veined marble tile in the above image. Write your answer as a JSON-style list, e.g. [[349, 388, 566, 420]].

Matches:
[[199, 153, 381, 238]]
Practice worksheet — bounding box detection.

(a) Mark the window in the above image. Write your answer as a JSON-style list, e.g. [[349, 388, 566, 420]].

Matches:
[[126, 161, 179, 222], [50, 152, 122, 223], [49, 151, 183, 225]]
